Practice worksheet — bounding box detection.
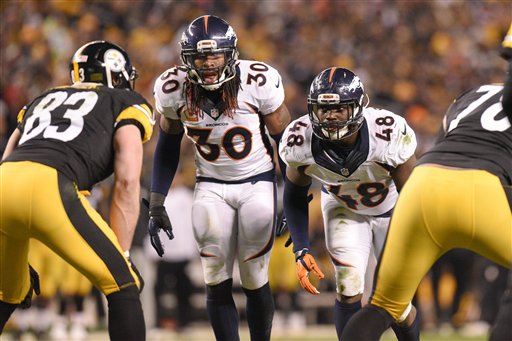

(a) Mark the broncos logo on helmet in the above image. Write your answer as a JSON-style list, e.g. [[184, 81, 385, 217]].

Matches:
[[308, 67, 368, 141], [70, 40, 138, 90], [180, 15, 239, 91]]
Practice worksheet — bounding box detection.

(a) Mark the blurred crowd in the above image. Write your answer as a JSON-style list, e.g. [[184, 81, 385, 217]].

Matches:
[[1, 0, 511, 339], [2, 0, 511, 158]]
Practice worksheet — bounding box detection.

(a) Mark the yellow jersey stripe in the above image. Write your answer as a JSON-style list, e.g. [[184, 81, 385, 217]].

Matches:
[[115, 104, 155, 142]]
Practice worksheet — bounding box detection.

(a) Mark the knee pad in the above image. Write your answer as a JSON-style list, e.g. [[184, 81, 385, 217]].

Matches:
[[335, 266, 364, 297]]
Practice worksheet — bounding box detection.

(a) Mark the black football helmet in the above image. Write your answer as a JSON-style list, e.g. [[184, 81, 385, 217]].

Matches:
[[180, 15, 238, 91], [70, 40, 138, 90], [308, 67, 367, 141]]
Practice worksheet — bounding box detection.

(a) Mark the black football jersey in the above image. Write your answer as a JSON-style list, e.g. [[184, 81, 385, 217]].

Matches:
[[418, 84, 512, 186], [4, 83, 154, 190]]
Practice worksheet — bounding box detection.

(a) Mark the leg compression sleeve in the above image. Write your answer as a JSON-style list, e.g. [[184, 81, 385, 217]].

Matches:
[[106, 286, 145, 341], [340, 304, 394, 341], [334, 299, 361, 339], [244, 282, 274, 341], [391, 312, 420, 341], [0, 301, 18, 333], [490, 274, 512, 341], [206, 279, 240, 341]]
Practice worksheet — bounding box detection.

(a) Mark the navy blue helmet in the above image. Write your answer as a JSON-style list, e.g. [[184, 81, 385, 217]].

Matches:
[[70, 40, 138, 90], [180, 15, 238, 90], [308, 67, 367, 141]]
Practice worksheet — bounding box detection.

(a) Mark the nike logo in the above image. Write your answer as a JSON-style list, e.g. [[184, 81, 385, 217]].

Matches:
[[401, 125, 407, 135], [275, 77, 281, 88]]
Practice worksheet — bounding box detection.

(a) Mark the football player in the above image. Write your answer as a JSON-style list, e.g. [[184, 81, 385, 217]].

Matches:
[[0, 40, 154, 341], [341, 29, 512, 341], [279, 67, 420, 340], [148, 15, 290, 341]]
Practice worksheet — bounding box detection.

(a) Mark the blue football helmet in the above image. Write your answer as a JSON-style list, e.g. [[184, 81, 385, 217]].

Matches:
[[180, 15, 238, 91], [70, 40, 138, 90], [308, 67, 367, 141]]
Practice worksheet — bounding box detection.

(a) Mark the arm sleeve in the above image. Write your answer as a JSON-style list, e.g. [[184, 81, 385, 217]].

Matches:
[[150, 130, 184, 195], [283, 178, 311, 252]]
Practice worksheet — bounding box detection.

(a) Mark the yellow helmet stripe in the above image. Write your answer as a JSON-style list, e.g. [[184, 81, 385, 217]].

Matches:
[[72, 61, 80, 83]]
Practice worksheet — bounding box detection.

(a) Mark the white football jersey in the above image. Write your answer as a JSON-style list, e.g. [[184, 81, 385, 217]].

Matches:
[[153, 60, 285, 181], [279, 109, 417, 216]]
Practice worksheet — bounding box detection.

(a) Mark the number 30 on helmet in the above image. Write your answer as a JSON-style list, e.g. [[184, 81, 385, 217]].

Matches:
[[70, 40, 138, 90]]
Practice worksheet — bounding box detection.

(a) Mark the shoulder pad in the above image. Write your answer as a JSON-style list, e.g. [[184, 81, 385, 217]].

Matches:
[[279, 115, 313, 168], [153, 66, 188, 119]]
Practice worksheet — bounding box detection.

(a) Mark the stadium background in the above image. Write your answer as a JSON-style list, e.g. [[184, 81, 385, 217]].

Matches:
[[1, 1, 511, 340]]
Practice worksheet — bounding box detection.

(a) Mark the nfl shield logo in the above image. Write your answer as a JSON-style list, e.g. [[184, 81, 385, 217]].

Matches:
[[211, 108, 219, 119], [341, 168, 349, 176]]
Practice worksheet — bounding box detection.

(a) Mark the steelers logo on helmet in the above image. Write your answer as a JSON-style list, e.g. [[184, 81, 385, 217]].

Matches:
[[104, 49, 126, 72]]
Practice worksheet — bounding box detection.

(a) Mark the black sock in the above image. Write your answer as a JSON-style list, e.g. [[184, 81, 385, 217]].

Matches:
[[206, 279, 239, 341], [490, 283, 512, 341], [106, 286, 145, 341], [243, 282, 274, 341], [0, 301, 18, 333], [391, 312, 420, 341], [334, 299, 361, 338], [341, 304, 394, 341], [74, 295, 85, 312]]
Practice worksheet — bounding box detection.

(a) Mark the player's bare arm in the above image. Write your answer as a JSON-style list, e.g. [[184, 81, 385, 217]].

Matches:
[[263, 102, 291, 135], [111, 124, 143, 252], [1, 128, 21, 161], [391, 154, 417, 192]]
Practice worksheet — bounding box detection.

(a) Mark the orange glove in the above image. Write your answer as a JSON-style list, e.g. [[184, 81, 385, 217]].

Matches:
[[295, 248, 325, 295]]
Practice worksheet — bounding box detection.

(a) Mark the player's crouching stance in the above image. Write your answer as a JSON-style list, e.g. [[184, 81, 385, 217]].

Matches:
[[279, 67, 420, 340], [342, 24, 512, 341], [0, 41, 153, 340]]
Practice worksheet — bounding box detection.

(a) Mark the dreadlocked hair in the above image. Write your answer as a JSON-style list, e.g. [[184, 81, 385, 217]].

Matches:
[[184, 75, 241, 119]]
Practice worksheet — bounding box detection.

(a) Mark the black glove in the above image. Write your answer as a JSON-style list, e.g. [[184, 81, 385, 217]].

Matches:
[[20, 265, 40, 309], [501, 23, 512, 61], [142, 193, 174, 257]]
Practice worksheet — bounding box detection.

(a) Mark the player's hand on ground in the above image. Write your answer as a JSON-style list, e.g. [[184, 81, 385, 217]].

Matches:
[[143, 196, 174, 257], [295, 248, 325, 295]]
